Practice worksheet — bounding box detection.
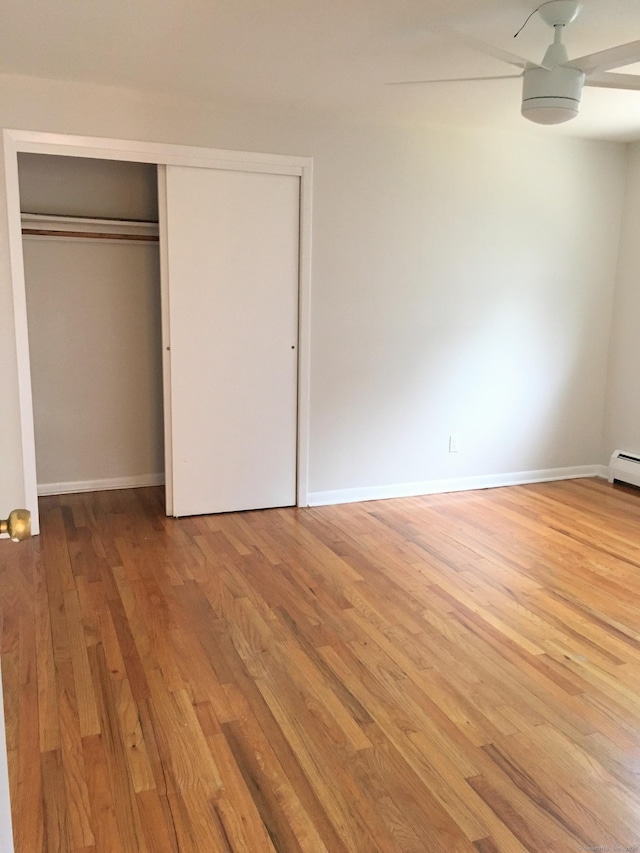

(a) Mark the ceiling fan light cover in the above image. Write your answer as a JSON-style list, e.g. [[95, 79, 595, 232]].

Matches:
[[521, 99, 579, 123], [521, 65, 585, 124]]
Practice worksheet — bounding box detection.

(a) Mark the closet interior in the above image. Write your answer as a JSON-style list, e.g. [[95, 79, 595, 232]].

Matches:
[[18, 154, 165, 497]]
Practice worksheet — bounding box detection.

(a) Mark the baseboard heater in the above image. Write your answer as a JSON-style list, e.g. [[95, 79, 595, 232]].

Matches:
[[608, 449, 640, 488]]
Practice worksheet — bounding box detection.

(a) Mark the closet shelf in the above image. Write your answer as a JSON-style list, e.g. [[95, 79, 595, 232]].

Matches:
[[21, 213, 159, 242]]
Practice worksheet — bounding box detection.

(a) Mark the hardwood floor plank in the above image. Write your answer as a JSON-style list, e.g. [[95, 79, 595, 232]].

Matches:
[[64, 590, 101, 738], [106, 595, 151, 702], [111, 676, 155, 794], [82, 733, 121, 851], [58, 663, 95, 850], [87, 644, 149, 851], [317, 642, 510, 845], [2, 480, 640, 850], [198, 726, 278, 852], [40, 748, 70, 852], [223, 682, 349, 852], [145, 670, 223, 795], [35, 557, 60, 753], [135, 788, 179, 853], [357, 722, 476, 853], [255, 674, 385, 851], [491, 726, 640, 841]]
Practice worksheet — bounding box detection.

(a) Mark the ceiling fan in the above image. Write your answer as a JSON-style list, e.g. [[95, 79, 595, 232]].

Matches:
[[390, 0, 640, 124]]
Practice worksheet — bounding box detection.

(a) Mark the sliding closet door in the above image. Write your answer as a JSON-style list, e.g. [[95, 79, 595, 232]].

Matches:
[[163, 165, 300, 516]]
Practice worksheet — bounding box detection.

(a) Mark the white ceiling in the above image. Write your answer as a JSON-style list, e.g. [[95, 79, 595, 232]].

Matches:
[[2, 0, 640, 141]]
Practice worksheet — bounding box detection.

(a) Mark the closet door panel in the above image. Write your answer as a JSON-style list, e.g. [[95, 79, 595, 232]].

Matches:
[[165, 166, 299, 516]]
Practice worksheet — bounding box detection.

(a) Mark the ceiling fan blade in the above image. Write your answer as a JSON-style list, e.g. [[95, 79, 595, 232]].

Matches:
[[387, 74, 522, 86], [567, 40, 640, 73], [434, 26, 532, 70], [584, 71, 640, 91]]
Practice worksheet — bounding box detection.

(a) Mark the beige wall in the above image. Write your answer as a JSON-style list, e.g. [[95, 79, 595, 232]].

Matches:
[[0, 74, 630, 514], [602, 142, 640, 460], [19, 154, 163, 491], [18, 153, 158, 221], [23, 238, 163, 489]]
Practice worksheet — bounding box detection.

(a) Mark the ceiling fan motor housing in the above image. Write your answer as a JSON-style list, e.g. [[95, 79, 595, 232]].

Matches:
[[521, 65, 586, 124]]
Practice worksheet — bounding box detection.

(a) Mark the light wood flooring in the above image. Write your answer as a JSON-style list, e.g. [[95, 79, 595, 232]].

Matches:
[[2, 478, 640, 851]]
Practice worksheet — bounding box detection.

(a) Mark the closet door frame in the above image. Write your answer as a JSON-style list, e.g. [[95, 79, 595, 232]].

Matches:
[[2, 128, 313, 535]]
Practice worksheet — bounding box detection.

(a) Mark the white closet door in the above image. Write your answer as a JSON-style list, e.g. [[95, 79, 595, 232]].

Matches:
[[164, 166, 300, 516]]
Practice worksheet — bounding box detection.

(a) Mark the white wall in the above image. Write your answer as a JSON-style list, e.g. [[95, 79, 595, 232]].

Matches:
[[307, 127, 623, 496], [602, 142, 640, 461], [0, 74, 629, 513]]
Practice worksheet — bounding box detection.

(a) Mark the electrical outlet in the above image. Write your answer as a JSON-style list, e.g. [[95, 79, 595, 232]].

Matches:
[[449, 434, 460, 453]]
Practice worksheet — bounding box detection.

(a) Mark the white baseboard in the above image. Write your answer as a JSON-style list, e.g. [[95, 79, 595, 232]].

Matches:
[[37, 472, 165, 497], [307, 464, 608, 507]]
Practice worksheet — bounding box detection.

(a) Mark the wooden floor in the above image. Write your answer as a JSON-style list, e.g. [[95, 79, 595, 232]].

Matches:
[[2, 479, 640, 851]]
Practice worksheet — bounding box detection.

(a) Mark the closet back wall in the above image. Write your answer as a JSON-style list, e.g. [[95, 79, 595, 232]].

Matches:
[[18, 154, 164, 494], [18, 154, 158, 220]]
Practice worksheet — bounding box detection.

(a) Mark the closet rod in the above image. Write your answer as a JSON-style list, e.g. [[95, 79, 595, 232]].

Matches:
[[20, 213, 160, 243], [21, 228, 159, 242]]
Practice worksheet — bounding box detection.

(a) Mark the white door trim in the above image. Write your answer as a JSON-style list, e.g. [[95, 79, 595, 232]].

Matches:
[[156, 165, 174, 517], [3, 130, 39, 534], [3, 128, 313, 531]]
